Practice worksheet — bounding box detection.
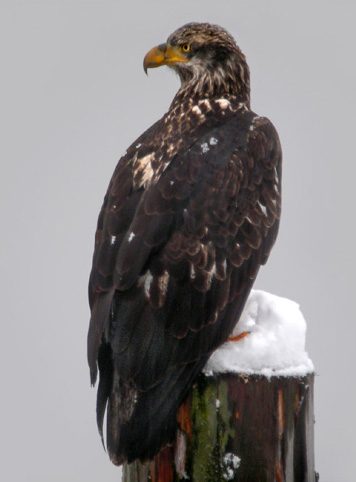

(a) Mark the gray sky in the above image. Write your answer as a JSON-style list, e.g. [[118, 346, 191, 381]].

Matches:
[[1, 1, 355, 481]]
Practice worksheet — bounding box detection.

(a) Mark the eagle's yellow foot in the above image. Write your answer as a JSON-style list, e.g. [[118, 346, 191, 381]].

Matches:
[[228, 331, 250, 342]]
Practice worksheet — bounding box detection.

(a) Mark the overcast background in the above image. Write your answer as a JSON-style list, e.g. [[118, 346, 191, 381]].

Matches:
[[1, 1, 355, 481]]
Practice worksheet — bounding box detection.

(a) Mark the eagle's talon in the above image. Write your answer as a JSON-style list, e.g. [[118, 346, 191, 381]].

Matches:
[[228, 331, 250, 342]]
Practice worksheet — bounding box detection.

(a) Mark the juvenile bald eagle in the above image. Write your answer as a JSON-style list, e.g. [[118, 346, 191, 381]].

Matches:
[[88, 22, 282, 465]]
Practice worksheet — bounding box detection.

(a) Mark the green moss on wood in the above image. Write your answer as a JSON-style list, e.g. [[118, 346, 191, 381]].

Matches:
[[187, 375, 236, 481]]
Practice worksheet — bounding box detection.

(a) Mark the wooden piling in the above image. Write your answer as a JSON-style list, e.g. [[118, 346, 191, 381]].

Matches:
[[123, 372, 317, 482]]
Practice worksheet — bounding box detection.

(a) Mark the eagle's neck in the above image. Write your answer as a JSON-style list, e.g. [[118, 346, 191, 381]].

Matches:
[[170, 53, 250, 108]]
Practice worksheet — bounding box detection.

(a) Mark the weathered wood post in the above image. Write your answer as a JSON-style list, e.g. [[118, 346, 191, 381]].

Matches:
[[122, 291, 318, 481], [122, 372, 316, 482]]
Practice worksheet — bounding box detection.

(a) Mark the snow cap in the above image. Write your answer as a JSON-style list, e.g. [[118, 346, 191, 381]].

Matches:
[[204, 290, 314, 377]]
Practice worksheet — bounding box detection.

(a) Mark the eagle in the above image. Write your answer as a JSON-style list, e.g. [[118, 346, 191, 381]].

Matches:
[[87, 22, 282, 466]]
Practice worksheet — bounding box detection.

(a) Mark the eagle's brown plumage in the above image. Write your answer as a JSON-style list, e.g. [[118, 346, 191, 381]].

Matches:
[[87, 22, 282, 465]]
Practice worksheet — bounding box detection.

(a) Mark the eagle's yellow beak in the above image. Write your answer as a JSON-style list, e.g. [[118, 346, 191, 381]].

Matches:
[[143, 43, 189, 74]]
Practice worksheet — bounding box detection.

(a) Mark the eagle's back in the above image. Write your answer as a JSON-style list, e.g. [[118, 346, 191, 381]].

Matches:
[[88, 97, 281, 464]]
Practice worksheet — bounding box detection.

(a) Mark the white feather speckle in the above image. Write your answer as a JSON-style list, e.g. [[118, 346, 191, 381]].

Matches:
[[216, 399, 221, 410], [136, 143, 141, 148], [201, 142, 210, 153], [110, 235, 116, 246], [166, 143, 176, 154], [128, 232, 135, 242], [257, 201, 268, 217], [216, 98, 230, 109], [158, 271, 170, 299], [249, 115, 262, 131], [192, 105, 202, 116], [133, 152, 155, 188], [209, 137, 218, 146], [143, 271, 153, 297], [274, 167, 280, 184]]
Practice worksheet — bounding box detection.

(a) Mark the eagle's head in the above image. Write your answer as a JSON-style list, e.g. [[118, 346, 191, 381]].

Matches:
[[143, 22, 250, 101]]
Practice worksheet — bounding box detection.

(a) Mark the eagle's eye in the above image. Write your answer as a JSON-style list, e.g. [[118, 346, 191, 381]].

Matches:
[[180, 43, 192, 53]]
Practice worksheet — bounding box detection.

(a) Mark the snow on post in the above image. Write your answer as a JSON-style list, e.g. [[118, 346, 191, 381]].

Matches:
[[205, 290, 314, 377], [123, 291, 318, 482]]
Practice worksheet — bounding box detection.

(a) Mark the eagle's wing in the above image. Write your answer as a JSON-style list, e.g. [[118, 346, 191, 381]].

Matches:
[[88, 112, 281, 463]]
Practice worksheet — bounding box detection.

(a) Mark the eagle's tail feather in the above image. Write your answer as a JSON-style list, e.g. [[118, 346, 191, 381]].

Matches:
[[96, 340, 113, 447], [104, 358, 208, 465]]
